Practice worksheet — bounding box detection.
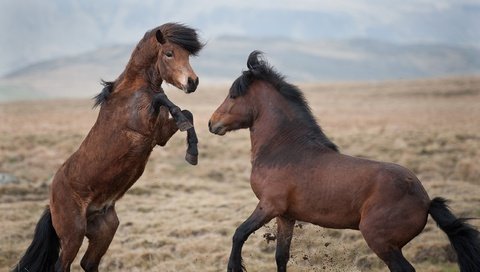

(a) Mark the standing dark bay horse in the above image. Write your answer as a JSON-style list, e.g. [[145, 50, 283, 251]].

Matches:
[[13, 23, 204, 272], [208, 51, 480, 272]]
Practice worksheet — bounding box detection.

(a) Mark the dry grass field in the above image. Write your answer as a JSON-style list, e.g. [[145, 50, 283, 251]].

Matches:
[[1, 76, 479, 271]]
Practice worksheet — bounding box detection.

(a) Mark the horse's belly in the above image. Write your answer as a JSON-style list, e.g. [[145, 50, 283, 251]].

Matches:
[[310, 215, 360, 229], [286, 188, 362, 230], [100, 160, 147, 195], [74, 149, 152, 215], [289, 207, 361, 230]]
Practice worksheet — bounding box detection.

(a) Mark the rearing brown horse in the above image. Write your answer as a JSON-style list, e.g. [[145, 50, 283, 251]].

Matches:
[[14, 23, 203, 272], [209, 51, 480, 272]]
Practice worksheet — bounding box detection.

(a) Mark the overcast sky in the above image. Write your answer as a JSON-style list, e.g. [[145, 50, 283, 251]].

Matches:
[[0, 0, 478, 75]]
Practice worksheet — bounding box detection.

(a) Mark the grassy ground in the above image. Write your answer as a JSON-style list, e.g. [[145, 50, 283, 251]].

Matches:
[[1, 76, 479, 271]]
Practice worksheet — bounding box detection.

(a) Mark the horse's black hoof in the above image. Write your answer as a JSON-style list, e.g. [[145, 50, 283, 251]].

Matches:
[[177, 120, 193, 131], [185, 152, 198, 165]]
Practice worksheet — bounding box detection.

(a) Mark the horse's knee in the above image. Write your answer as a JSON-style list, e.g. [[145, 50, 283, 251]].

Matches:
[[152, 93, 167, 111], [232, 228, 248, 245], [181, 109, 193, 122], [232, 232, 242, 245]]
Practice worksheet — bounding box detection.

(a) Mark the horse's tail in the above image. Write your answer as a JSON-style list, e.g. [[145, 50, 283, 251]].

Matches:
[[12, 207, 60, 272], [428, 197, 480, 272]]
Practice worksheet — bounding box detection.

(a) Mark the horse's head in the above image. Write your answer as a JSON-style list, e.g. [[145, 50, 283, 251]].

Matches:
[[154, 23, 203, 93], [208, 89, 254, 135], [209, 51, 265, 135]]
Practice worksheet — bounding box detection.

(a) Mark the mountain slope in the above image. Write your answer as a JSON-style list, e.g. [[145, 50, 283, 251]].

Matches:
[[1, 37, 479, 101]]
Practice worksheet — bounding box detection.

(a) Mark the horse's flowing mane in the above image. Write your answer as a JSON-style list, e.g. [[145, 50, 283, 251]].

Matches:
[[93, 80, 115, 108], [229, 51, 338, 152]]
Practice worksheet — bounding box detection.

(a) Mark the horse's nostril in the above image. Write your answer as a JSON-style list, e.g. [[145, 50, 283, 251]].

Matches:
[[186, 77, 198, 93], [208, 120, 211, 130], [188, 77, 199, 87]]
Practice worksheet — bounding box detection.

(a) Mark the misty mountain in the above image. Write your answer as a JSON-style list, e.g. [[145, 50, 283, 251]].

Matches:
[[1, 37, 479, 101], [1, 0, 479, 77]]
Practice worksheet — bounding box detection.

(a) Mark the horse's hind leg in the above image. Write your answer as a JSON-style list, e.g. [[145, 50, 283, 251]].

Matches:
[[275, 216, 295, 272], [381, 250, 415, 272], [80, 206, 119, 272], [359, 212, 424, 272], [360, 222, 417, 272], [51, 197, 86, 271]]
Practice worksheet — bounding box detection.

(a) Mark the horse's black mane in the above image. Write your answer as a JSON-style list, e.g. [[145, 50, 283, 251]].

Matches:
[[157, 23, 204, 56], [93, 80, 114, 108], [230, 51, 338, 152]]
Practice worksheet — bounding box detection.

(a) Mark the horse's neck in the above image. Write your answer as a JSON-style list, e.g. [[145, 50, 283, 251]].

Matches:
[[249, 97, 313, 162], [118, 39, 162, 91], [116, 72, 161, 93]]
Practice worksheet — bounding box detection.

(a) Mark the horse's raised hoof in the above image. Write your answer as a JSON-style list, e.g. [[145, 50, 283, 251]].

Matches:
[[176, 120, 193, 131], [185, 152, 198, 165]]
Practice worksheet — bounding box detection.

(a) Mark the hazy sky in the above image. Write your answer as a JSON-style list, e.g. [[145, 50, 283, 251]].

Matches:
[[0, 0, 478, 75]]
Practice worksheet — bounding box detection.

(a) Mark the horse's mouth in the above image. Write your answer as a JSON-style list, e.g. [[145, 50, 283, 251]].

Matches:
[[208, 122, 227, 135], [212, 126, 227, 135], [215, 127, 227, 135], [178, 84, 196, 94], [176, 78, 197, 94]]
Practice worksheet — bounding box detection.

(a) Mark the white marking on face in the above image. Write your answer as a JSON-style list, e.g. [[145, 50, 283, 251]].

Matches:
[[176, 69, 189, 93]]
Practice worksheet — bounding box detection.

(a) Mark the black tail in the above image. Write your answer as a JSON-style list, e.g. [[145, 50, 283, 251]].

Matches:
[[429, 197, 480, 272], [12, 207, 60, 272]]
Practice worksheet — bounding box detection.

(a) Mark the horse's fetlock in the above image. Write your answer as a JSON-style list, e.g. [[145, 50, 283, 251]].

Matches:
[[181, 110, 194, 122]]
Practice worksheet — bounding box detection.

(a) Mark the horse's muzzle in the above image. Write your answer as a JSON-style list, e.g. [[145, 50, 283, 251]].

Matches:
[[186, 77, 199, 93], [208, 120, 226, 135]]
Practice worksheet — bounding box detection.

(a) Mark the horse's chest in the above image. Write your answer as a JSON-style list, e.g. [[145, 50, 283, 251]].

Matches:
[[250, 166, 282, 199], [154, 106, 170, 127]]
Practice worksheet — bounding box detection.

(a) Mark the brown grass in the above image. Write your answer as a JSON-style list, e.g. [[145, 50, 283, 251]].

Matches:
[[1, 76, 479, 271]]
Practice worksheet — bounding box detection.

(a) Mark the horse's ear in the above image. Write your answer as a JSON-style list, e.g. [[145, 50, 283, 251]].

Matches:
[[156, 29, 165, 44]]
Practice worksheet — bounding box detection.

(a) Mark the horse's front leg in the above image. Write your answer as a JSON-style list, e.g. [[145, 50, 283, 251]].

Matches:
[[181, 110, 198, 165], [228, 202, 276, 272], [156, 109, 198, 165], [152, 93, 192, 131]]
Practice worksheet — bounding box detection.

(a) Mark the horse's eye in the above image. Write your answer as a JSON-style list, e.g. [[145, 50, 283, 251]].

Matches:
[[165, 51, 174, 58]]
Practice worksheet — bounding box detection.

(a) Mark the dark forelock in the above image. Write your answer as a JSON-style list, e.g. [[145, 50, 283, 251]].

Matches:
[[158, 23, 204, 55]]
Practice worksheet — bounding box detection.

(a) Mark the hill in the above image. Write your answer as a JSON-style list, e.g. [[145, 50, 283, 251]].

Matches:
[[1, 37, 479, 102]]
